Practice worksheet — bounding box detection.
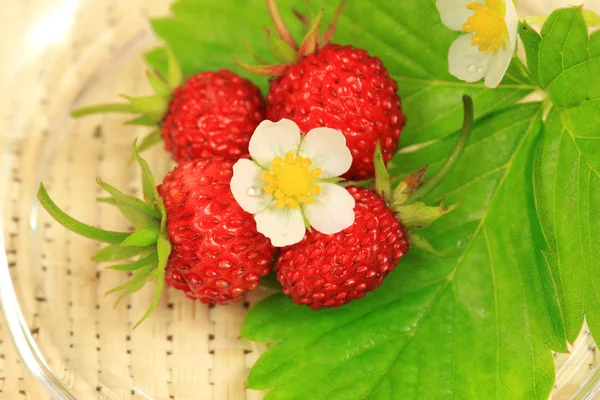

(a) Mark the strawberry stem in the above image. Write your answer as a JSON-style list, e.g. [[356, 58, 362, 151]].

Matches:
[[406, 95, 474, 204], [71, 103, 137, 118], [266, 0, 299, 50], [37, 184, 130, 244]]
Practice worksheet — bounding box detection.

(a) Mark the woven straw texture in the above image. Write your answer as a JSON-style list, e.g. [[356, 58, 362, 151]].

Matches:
[[0, 0, 599, 399]]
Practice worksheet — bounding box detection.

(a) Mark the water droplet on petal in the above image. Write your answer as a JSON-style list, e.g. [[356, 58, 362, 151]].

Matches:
[[477, 67, 483, 73], [247, 186, 262, 197], [467, 64, 476, 74]]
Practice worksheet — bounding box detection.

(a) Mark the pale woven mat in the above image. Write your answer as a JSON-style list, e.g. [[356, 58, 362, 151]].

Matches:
[[0, 1, 598, 399]]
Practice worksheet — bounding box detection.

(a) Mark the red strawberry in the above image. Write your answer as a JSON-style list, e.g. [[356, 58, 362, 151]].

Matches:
[[267, 44, 405, 180], [73, 50, 265, 163], [276, 95, 474, 309], [37, 146, 275, 326], [161, 70, 266, 162], [236, 1, 405, 180], [158, 157, 275, 303], [277, 186, 408, 309]]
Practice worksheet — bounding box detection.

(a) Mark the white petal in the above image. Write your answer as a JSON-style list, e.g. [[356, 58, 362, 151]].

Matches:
[[230, 159, 270, 214], [304, 183, 355, 235], [249, 119, 301, 169], [298, 127, 352, 178], [484, 1, 518, 88], [504, 0, 519, 45], [436, 0, 482, 31], [448, 34, 493, 83], [255, 206, 306, 247], [484, 45, 513, 88]]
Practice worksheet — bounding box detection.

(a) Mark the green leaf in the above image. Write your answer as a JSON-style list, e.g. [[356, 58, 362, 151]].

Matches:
[[121, 225, 160, 247], [97, 179, 160, 228], [518, 21, 541, 84], [533, 7, 600, 344], [539, 7, 590, 89], [242, 104, 566, 399], [37, 184, 129, 244], [147, 0, 535, 147], [590, 30, 600, 58], [106, 252, 159, 271], [132, 143, 160, 207], [93, 244, 153, 262], [260, 270, 281, 290]]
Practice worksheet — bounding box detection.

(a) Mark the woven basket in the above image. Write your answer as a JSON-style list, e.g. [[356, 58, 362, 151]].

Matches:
[[0, 1, 598, 399]]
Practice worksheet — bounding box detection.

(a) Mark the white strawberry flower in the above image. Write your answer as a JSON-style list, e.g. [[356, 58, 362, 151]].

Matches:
[[230, 119, 356, 247], [436, 0, 518, 88]]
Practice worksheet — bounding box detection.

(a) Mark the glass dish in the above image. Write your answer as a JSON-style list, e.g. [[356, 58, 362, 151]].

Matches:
[[0, 0, 599, 399]]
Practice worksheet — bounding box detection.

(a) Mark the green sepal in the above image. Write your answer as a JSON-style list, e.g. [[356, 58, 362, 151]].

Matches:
[[123, 95, 168, 122], [154, 233, 172, 280], [97, 197, 116, 205], [133, 269, 165, 329], [136, 129, 163, 154], [395, 202, 460, 230], [37, 184, 129, 244], [264, 26, 299, 64], [146, 69, 172, 98], [71, 103, 137, 118], [93, 244, 153, 262], [106, 252, 159, 271], [320, 177, 344, 184], [373, 142, 391, 202], [518, 21, 541, 84], [392, 165, 428, 206], [407, 232, 445, 256], [166, 47, 184, 90], [121, 225, 160, 247], [96, 178, 160, 228], [126, 115, 159, 127], [233, 57, 289, 77], [106, 263, 154, 297], [299, 9, 324, 57], [133, 140, 160, 207]]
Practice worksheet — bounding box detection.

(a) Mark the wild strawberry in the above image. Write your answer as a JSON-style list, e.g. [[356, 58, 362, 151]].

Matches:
[[277, 186, 409, 309], [161, 70, 266, 162], [276, 96, 473, 309], [37, 145, 275, 326], [236, 0, 405, 180], [73, 50, 265, 163], [158, 157, 275, 302]]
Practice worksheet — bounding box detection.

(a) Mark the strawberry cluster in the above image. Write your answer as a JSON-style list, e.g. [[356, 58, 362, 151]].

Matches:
[[38, 0, 471, 325]]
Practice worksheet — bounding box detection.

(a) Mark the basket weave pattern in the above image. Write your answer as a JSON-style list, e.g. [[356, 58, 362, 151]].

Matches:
[[0, 0, 598, 399]]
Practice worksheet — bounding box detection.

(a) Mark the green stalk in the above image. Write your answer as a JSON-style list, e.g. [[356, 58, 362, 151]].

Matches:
[[37, 184, 130, 244], [71, 103, 137, 117], [406, 95, 474, 204]]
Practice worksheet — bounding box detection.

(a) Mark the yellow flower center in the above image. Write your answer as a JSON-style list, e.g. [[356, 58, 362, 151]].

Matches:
[[262, 152, 322, 210], [463, 0, 508, 54]]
